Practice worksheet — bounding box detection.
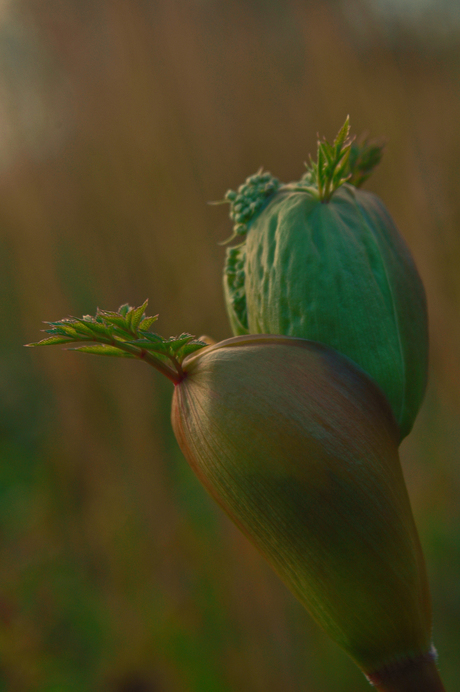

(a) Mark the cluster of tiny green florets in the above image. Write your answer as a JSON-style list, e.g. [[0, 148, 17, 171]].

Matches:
[[224, 245, 248, 328], [224, 170, 280, 238]]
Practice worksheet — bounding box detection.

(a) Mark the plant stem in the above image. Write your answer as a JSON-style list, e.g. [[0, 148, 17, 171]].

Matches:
[[367, 652, 446, 692], [111, 339, 183, 384]]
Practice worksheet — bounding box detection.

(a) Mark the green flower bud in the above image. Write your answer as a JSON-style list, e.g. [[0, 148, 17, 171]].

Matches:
[[172, 335, 443, 691], [222, 123, 428, 441]]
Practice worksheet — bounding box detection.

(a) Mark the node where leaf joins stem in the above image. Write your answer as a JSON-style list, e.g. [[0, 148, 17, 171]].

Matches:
[[111, 338, 184, 384]]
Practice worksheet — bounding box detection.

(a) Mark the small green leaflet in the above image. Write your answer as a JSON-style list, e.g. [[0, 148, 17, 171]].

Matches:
[[26, 300, 208, 382], [303, 116, 353, 202], [299, 117, 384, 201], [30, 335, 77, 346], [126, 299, 149, 332], [70, 345, 136, 358], [347, 135, 385, 188]]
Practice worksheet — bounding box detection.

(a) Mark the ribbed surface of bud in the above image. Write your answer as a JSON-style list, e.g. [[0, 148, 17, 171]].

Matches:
[[223, 184, 428, 440], [171, 336, 434, 679]]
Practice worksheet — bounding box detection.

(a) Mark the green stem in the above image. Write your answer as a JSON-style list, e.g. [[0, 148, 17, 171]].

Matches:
[[111, 339, 183, 384]]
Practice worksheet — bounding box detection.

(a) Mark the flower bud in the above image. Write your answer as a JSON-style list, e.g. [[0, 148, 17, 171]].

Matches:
[[172, 336, 443, 690], [223, 142, 428, 441]]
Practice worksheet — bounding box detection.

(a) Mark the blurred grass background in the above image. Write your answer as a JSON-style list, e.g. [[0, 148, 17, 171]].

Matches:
[[1, 0, 460, 690]]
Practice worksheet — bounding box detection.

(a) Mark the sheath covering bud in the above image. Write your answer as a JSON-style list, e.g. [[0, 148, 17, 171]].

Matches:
[[28, 302, 443, 690], [171, 335, 440, 687], [222, 126, 428, 440]]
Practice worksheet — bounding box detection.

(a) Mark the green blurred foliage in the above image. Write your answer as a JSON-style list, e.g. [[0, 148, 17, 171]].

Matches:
[[1, 0, 460, 690]]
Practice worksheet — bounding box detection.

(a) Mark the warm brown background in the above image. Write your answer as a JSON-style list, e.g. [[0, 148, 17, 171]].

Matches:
[[1, 1, 460, 690]]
